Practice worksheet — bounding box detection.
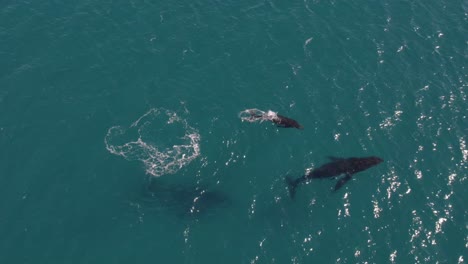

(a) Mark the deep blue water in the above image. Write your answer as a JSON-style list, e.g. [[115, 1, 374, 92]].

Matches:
[[1, 0, 467, 263]]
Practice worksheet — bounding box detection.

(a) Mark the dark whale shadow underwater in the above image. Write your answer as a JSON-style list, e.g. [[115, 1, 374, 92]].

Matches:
[[139, 178, 232, 218], [286, 156, 384, 198]]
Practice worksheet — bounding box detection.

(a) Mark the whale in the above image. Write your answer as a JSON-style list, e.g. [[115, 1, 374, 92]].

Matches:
[[286, 156, 383, 198], [246, 110, 303, 129], [272, 114, 304, 129]]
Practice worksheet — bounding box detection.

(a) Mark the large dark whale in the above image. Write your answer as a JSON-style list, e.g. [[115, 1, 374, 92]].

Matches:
[[286, 156, 383, 197]]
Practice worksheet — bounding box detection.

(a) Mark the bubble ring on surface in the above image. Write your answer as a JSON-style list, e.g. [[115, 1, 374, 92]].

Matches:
[[104, 108, 200, 177]]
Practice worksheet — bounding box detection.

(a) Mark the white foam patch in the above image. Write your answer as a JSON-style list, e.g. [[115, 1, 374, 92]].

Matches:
[[104, 108, 200, 177], [238, 108, 278, 123]]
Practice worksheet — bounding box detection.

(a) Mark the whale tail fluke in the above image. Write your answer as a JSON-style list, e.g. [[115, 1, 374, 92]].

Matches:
[[286, 176, 299, 199]]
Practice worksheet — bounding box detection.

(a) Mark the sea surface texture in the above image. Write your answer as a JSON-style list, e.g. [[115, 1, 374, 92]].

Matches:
[[1, 0, 467, 263]]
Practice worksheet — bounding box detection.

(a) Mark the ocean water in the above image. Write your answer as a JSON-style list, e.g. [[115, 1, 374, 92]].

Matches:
[[0, 0, 466, 263]]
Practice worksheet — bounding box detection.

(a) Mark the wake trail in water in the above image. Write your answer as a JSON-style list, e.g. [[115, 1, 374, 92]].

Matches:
[[238, 108, 278, 123], [104, 108, 200, 177]]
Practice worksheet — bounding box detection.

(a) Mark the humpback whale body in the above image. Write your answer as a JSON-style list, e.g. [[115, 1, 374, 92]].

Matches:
[[239, 109, 303, 129], [286, 156, 383, 198]]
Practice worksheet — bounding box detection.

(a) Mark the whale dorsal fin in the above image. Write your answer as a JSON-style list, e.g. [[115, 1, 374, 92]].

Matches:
[[327, 156, 344, 161]]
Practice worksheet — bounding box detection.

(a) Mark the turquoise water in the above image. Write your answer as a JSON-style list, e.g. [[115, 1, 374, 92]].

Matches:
[[1, 0, 466, 263]]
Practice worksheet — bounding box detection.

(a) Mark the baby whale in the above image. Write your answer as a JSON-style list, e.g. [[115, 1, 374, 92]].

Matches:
[[245, 109, 303, 129], [286, 156, 383, 198], [272, 114, 304, 129]]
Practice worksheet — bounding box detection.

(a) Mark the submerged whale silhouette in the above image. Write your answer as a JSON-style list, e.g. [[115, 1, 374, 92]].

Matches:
[[142, 179, 231, 218], [286, 156, 383, 198]]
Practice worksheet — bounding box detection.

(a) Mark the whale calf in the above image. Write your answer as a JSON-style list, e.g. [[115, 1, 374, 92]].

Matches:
[[243, 109, 303, 129], [272, 114, 303, 129], [286, 156, 383, 197]]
